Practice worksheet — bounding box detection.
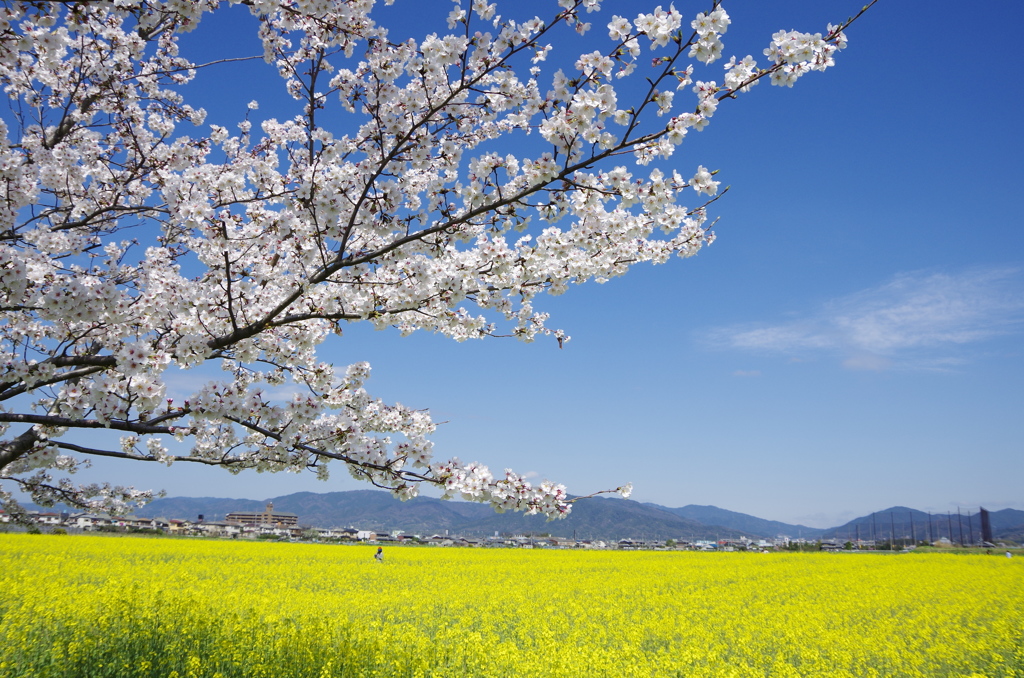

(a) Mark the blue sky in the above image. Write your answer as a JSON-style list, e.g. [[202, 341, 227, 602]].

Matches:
[[47, 0, 1024, 528]]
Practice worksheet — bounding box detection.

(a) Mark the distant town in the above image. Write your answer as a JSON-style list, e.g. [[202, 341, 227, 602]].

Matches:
[[3, 501, 1007, 551]]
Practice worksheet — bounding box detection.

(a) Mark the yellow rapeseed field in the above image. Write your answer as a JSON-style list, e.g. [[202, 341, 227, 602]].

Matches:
[[0, 534, 1021, 677]]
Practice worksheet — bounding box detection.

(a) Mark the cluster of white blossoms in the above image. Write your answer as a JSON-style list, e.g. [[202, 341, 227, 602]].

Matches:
[[0, 0, 868, 520], [763, 25, 847, 87]]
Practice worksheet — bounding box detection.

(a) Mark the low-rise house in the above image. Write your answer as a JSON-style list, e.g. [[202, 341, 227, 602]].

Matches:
[[121, 516, 169, 531], [195, 520, 243, 538], [720, 538, 753, 551], [579, 540, 608, 549], [30, 511, 63, 526], [316, 527, 355, 540], [68, 513, 112, 530], [167, 519, 193, 534]]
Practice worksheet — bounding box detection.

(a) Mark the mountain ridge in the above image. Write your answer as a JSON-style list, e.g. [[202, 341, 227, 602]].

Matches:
[[818, 506, 1024, 543], [137, 490, 748, 541], [129, 491, 1024, 542], [645, 503, 827, 540]]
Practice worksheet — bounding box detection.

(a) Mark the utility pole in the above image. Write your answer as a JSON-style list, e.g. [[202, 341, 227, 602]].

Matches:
[[909, 511, 915, 545], [957, 507, 964, 547], [890, 512, 896, 551], [967, 510, 974, 546], [947, 512, 954, 544], [927, 511, 933, 544]]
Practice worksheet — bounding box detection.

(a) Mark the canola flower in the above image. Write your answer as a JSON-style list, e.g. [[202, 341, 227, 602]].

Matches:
[[0, 534, 1021, 677]]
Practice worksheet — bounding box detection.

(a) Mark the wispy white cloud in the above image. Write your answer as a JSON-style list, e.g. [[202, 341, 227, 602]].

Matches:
[[707, 267, 1024, 370]]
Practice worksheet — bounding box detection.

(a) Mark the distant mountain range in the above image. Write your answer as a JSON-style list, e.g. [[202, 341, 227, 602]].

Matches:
[[817, 506, 1024, 543], [133, 491, 1024, 542], [137, 491, 749, 541], [645, 503, 826, 540]]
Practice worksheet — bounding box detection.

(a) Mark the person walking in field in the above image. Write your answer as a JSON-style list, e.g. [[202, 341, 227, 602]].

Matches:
[[375, 546, 384, 563]]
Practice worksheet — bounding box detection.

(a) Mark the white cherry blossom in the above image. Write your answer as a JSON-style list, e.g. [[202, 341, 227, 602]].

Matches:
[[0, 0, 874, 522]]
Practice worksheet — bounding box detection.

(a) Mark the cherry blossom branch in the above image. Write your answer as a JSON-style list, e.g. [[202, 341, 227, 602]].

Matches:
[[0, 413, 182, 435], [0, 0, 875, 519]]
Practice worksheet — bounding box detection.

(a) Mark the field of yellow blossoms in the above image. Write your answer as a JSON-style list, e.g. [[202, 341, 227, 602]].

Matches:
[[1, 534, 1022, 677]]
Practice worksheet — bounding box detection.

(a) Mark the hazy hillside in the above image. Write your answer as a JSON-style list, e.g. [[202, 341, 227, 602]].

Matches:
[[453, 496, 747, 541], [819, 506, 1024, 543], [647, 504, 826, 540], [988, 508, 1024, 538], [138, 490, 491, 533], [115, 493, 1024, 544], [138, 491, 748, 540]]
